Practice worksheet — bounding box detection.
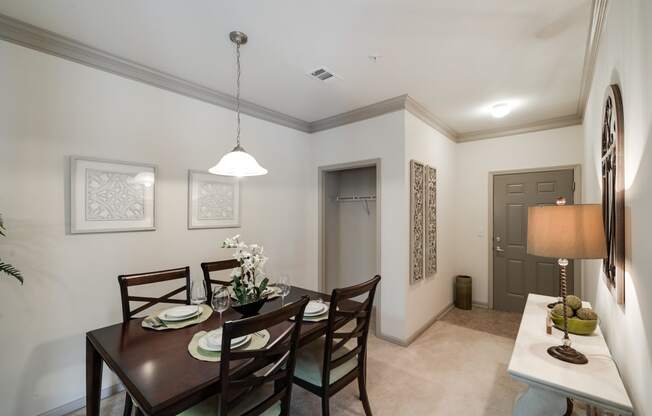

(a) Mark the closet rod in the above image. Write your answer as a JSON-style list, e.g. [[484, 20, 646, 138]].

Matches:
[[335, 195, 376, 202]]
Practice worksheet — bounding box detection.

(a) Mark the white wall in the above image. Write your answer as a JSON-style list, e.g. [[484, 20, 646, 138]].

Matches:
[[404, 112, 458, 336], [310, 111, 407, 340], [455, 126, 584, 305], [581, 1, 652, 413], [0, 41, 312, 416]]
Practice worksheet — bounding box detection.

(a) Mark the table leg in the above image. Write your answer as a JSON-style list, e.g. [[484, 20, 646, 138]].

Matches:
[[513, 385, 567, 416], [86, 337, 103, 416]]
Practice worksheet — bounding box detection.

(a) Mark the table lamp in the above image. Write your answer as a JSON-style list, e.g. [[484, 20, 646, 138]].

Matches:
[[527, 198, 607, 364]]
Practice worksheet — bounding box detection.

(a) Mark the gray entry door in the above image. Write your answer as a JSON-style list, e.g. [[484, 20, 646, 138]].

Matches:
[[493, 170, 575, 312]]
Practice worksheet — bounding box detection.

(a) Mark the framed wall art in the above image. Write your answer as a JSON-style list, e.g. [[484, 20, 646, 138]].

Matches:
[[410, 160, 425, 283], [188, 170, 240, 229], [425, 165, 437, 277], [70, 156, 156, 234], [601, 84, 625, 304]]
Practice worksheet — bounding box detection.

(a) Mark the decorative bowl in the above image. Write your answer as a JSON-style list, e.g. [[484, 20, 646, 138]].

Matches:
[[551, 313, 598, 336], [232, 297, 267, 317]]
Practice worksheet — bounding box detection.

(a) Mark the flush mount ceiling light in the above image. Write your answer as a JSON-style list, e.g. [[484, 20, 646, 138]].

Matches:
[[490, 102, 512, 118], [209, 31, 267, 177]]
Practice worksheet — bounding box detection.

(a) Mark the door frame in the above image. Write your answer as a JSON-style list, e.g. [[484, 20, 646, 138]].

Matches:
[[487, 164, 582, 309], [317, 158, 382, 332]]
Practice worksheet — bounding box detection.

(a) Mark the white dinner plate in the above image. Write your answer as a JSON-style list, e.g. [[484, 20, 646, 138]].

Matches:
[[158, 307, 202, 322], [198, 331, 251, 352], [164, 305, 199, 319], [304, 301, 328, 317]]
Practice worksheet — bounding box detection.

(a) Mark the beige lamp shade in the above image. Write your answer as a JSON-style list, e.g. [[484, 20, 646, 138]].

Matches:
[[527, 204, 607, 259]]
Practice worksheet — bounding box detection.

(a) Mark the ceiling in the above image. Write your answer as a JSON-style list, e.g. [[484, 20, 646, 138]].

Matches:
[[0, 0, 593, 136]]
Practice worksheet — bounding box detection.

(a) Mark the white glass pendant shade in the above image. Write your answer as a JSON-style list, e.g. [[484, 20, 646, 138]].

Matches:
[[209, 31, 268, 177], [209, 145, 268, 177]]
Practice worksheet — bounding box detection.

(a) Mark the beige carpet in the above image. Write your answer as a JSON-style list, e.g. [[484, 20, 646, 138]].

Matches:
[[69, 307, 529, 416]]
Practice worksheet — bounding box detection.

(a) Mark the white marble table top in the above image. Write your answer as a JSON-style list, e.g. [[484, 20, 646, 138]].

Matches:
[[508, 293, 633, 414]]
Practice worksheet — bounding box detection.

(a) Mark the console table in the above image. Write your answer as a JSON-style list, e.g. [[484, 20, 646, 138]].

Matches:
[[508, 294, 633, 415]]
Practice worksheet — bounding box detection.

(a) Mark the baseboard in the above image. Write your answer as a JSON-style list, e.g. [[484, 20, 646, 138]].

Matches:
[[375, 302, 454, 347], [472, 301, 490, 309], [405, 302, 454, 345], [374, 331, 410, 346], [37, 383, 124, 416]]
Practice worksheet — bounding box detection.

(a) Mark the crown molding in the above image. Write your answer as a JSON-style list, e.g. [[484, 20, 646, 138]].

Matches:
[[456, 114, 583, 142], [577, 0, 609, 117], [308, 95, 407, 133], [309, 94, 458, 141], [0, 13, 311, 132], [403, 96, 458, 140]]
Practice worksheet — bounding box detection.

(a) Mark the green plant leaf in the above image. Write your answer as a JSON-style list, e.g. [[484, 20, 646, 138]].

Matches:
[[0, 261, 23, 284], [259, 277, 269, 294]]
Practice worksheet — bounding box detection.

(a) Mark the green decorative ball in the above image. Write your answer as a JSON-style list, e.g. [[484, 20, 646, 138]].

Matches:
[[576, 307, 598, 320], [566, 295, 582, 310], [552, 303, 573, 318]]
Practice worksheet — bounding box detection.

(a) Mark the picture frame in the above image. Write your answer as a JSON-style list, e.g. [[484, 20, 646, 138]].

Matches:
[[425, 165, 437, 277], [70, 156, 157, 234], [409, 160, 425, 283], [188, 170, 240, 229]]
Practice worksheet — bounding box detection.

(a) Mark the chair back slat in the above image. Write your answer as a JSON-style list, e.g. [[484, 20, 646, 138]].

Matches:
[[330, 345, 362, 368], [201, 259, 240, 300], [218, 296, 309, 416], [322, 275, 381, 384], [241, 390, 286, 416], [117, 266, 190, 322]]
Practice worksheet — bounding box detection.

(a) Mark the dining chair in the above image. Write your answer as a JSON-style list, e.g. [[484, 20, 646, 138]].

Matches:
[[201, 259, 240, 300], [179, 296, 310, 416], [292, 275, 381, 416], [117, 266, 191, 416]]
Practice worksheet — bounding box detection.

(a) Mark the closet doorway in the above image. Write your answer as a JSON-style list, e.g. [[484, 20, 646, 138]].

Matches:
[[318, 160, 380, 302]]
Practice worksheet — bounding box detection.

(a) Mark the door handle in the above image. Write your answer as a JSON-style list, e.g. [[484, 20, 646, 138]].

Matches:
[[495, 246, 505, 253]]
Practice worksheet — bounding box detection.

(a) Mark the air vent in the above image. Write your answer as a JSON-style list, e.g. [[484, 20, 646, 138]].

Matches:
[[307, 67, 340, 82]]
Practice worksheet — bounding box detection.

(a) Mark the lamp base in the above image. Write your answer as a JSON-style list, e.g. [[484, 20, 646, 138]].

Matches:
[[547, 345, 588, 364]]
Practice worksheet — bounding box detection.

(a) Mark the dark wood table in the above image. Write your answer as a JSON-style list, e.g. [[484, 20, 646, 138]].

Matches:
[[86, 287, 334, 416]]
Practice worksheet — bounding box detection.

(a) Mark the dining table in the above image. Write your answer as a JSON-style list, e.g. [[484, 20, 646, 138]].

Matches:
[[85, 286, 347, 416]]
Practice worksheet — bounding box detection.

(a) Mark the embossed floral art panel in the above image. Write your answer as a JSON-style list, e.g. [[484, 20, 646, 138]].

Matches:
[[197, 181, 236, 220], [188, 170, 240, 229], [70, 157, 156, 233]]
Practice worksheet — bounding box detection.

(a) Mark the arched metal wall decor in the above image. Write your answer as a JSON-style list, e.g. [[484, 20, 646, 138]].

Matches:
[[601, 84, 625, 304]]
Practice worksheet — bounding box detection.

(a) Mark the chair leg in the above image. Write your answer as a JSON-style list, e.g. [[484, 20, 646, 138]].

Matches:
[[358, 371, 373, 416], [134, 407, 144, 416], [123, 394, 133, 416], [321, 396, 330, 416]]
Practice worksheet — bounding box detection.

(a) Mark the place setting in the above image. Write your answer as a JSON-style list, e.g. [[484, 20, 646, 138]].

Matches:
[[292, 298, 330, 322], [142, 280, 213, 330], [188, 285, 270, 362]]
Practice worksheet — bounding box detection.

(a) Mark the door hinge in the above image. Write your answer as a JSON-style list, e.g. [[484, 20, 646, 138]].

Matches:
[[572, 182, 576, 192]]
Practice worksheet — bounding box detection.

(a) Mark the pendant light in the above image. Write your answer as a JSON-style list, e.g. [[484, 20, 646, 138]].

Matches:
[[209, 31, 268, 177]]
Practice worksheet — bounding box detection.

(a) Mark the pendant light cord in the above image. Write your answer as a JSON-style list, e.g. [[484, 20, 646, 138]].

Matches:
[[235, 41, 242, 148]]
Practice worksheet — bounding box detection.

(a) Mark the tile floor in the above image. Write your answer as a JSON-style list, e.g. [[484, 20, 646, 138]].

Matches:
[[69, 307, 532, 416]]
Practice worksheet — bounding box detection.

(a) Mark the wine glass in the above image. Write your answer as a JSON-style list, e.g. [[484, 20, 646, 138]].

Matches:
[[190, 279, 207, 305], [278, 275, 291, 306], [212, 286, 231, 322]]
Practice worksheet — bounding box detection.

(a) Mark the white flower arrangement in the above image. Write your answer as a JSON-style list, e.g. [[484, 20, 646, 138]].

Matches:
[[222, 235, 269, 304]]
